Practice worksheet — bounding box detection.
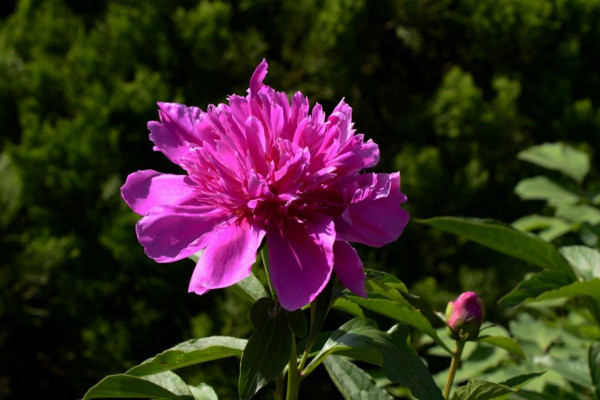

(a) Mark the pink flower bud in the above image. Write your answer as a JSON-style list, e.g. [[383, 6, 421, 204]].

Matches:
[[446, 291, 485, 341]]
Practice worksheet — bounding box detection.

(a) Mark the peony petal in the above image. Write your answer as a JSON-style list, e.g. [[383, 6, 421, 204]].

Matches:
[[249, 59, 268, 95], [121, 170, 198, 216], [336, 172, 409, 247], [136, 206, 227, 263], [333, 241, 366, 297], [148, 102, 203, 164], [188, 219, 265, 294], [267, 214, 336, 311]]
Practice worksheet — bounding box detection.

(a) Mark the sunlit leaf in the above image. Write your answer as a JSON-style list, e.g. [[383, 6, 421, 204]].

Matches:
[[450, 379, 513, 400], [126, 337, 246, 376], [418, 217, 574, 277], [498, 271, 572, 308], [188, 383, 219, 400], [479, 336, 526, 360], [514, 176, 579, 205], [517, 142, 590, 183], [511, 215, 572, 242], [304, 318, 444, 400], [229, 271, 269, 303], [534, 355, 591, 388], [324, 355, 393, 400], [346, 295, 452, 354], [555, 204, 600, 224], [84, 371, 193, 399], [589, 342, 600, 399]]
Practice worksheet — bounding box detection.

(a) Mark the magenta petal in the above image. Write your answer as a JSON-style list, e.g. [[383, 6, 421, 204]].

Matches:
[[333, 241, 366, 297], [337, 172, 410, 247], [188, 219, 265, 294], [249, 59, 268, 95], [149, 102, 203, 164], [136, 206, 227, 263], [268, 214, 336, 311], [121, 170, 198, 216]]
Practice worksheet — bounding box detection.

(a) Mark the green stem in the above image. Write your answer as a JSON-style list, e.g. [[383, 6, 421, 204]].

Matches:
[[274, 375, 283, 400], [443, 340, 465, 400], [261, 247, 275, 297], [286, 339, 301, 400]]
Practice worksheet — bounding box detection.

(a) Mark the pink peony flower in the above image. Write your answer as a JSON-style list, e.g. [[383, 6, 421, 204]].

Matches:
[[121, 60, 409, 310], [446, 291, 485, 341]]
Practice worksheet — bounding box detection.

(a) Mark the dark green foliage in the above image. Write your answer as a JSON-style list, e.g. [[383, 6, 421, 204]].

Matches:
[[1, 0, 600, 398]]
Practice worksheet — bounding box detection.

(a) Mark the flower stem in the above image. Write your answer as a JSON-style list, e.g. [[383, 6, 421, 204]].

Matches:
[[443, 340, 465, 400], [260, 247, 275, 297], [286, 338, 301, 400]]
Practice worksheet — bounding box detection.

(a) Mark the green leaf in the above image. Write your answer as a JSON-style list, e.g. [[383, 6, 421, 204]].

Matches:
[[534, 355, 591, 388], [324, 355, 393, 400], [588, 342, 600, 399], [556, 204, 600, 224], [188, 383, 219, 400], [306, 281, 334, 352], [249, 298, 277, 328], [285, 308, 308, 338], [512, 215, 573, 242], [238, 315, 292, 400], [517, 142, 590, 183], [126, 336, 246, 376], [534, 279, 600, 302], [514, 176, 580, 205], [188, 250, 205, 263], [500, 371, 546, 389], [498, 271, 572, 307], [364, 269, 410, 300], [229, 272, 269, 303], [84, 371, 193, 399], [479, 336, 526, 360], [332, 297, 365, 317], [305, 318, 444, 400], [346, 295, 452, 354], [509, 390, 563, 400], [418, 217, 574, 277], [450, 379, 513, 400]]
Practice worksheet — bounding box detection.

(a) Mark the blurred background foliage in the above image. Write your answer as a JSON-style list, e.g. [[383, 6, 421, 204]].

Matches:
[[1, 0, 600, 398]]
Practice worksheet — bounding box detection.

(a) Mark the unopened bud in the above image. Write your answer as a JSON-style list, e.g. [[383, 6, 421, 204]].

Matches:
[[446, 291, 484, 341]]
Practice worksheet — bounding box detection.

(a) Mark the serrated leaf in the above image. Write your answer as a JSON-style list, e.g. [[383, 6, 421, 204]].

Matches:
[[589, 342, 600, 399], [418, 217, 575, 277], [534, 355, 591, 388], [84, 371, 193, 399], [345, 295, 452, 354], [498, 271, 572, 308], [238, 316, 292, 400], [451, 379, 513, 400], [324, 355, 393, 400], [305, 318, 444, 400], [126, 337, 246, 376], [512, 215, 572, 242], [514, 176, 579, 205], [518, 142, 590, 183], [479, 336, 526, 360]]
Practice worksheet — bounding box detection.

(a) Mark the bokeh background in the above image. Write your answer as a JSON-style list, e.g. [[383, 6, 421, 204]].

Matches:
[[1, 0, 600, 398]]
